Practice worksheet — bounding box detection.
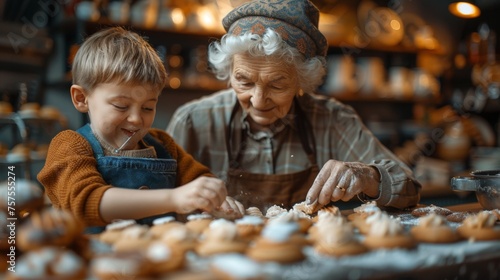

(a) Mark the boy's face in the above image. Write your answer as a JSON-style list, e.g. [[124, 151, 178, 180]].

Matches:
[[85, 83, 159, 150]]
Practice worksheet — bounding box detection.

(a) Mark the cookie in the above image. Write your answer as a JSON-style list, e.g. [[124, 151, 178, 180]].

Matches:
[[410, 213, 461, 243], [411, 204, 453, 217], [457, 211, 500, 241], [446, 211, 474, 223]]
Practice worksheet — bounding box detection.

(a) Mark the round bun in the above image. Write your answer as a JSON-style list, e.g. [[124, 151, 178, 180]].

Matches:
[[411, 204, 453, 217]]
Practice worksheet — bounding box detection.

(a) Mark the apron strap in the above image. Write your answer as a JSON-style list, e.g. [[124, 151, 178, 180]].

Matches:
[[77, 124, 171, 159]]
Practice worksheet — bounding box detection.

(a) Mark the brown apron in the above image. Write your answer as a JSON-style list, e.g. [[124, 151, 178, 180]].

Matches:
[[225, 99, 320, 213]]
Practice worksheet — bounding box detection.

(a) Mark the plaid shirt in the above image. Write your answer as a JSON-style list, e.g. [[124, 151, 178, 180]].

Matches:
[[167, 89, 420, 209]]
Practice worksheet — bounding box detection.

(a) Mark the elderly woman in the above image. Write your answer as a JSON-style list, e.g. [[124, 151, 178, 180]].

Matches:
[[167, 0, 421, 212]]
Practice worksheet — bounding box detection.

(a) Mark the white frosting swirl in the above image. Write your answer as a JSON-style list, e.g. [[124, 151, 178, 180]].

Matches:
[[418, 213, 447, 227], [207, 219, 238, 241], [463, 211, 497, 228], [318, 221, 356, 245], [236, 215, 264, 225], [152, 216, 175, 225], [354, 201, 379, 214], [261, 222, 299, 243], [265, 205, 287, 218], [147, 242, 172, 262], [368, 215, 404, 237]]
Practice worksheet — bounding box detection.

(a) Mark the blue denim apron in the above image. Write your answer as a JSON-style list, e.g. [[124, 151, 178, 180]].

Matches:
[[77, 124, 177, 233]]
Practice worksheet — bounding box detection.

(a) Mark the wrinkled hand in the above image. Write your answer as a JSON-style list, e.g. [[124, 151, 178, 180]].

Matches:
[[172, 176, 227, 214], [306, 160, 381, 206], [210, 196, 245, 220]]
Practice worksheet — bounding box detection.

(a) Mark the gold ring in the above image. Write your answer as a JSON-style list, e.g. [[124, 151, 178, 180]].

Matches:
[[336, 186, 346, 192]]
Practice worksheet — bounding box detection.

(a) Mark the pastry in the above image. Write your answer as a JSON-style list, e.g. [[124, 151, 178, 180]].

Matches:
[[410, 213, 461, 243], [211, 253, 264, 280], [90, 251, 152, 280], [265, 205, 288, 219], [311, 205, 341, 223], [314, 216, 368, 257], [268, 209, 312, 234], [235, 215, 265, 242], [363, 214, 416, 250], [196, 219, 247, 257], [149, 216, 184, 239], [159, 224, 198, 253], [446, 211, 474, 223], [146, 241, 185, 275], [293, 200, 322, 215], [7, 144, 31, 162], [17, 207, 84, 252], [40, 106, 61, 120], [245, 207, 265, 218], [7, 246, 86, 280], [347, 201, 380, 222], [457, 211, 500, 241], [350, 207, 385, 235], [185, 213, 213, 236], [99, 219, 136, 245], [309, 212, 346, 243], [411, 204, 453, 217], [0, 179, 45, 219], [112, 224, 153, 253], [247, 222, 305, 264]]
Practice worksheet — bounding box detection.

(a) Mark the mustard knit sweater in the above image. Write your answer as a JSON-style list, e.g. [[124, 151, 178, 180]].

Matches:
[[37, 128, 214, 227]]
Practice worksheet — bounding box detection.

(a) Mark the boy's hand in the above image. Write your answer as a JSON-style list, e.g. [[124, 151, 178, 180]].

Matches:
[[172, 177, 227, 214], [210, 196, 245, 220]]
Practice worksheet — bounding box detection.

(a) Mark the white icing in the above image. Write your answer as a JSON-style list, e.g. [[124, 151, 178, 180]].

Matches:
[[212, 253, 262, 278], [105, 219, 136, 231], [419, 213, 447, 227], [368, 215, 404, 237], [365, 210, 388, 225], [52, 250, 83, 275], [463, 211, 497, 228], [353, 201, 379, 214], [236, 215, 264, 225], [316, 215, 346, 229], [261, 222, 299, 243], [152, 216, 175, 225], [161, 226, 194, 242], [187, 213, 213, 221], [147, 242, 172, 262], [120, 225, 149, 239], [92, 257, 140, 274], [265, 205, 287, 218], [207, 219, 238, 241], [318, 221, 356, 245]]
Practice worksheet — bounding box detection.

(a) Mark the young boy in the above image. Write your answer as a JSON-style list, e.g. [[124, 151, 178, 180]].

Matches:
[[37, 27, 244, 232]]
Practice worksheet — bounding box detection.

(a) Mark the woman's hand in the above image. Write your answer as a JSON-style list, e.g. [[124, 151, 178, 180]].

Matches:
[[306, 160, 381, 206], [171, 176, 227, 214], [210, 196, 245, 220]]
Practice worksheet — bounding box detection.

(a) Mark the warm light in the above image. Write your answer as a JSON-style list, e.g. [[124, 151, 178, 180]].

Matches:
[[449, 2, 481, 18], [171, 8, 186, 27], [390, 20, 401, 31]]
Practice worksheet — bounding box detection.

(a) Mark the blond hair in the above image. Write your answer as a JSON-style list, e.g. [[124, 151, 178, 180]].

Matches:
[[72, 27, 167, 93]]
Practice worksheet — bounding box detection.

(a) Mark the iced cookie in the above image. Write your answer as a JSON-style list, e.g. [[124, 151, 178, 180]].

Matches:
[[185, 213, 213, 236], [247, 222, 305, 264], [146, 241, 185, 275], [314, 216, 368, 257], [363, 215, 416, 250], [112, 224, 153, 253], [457, 211, 500, 241], [196, 219, 247, 257], [99, 219, 136, 245], [7, 247, 86, 280], [211, 254, 264, 280], [411, 213, 461, 243], [17, 207, 84, 252], [149, 216, 184, 239], [90, 252, 152, 279], [411, 204, 453, 217], [235, 215, 265, 242]]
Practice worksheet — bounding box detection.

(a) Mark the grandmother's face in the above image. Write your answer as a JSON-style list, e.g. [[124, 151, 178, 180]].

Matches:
[[231, 53, 299, 127]]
